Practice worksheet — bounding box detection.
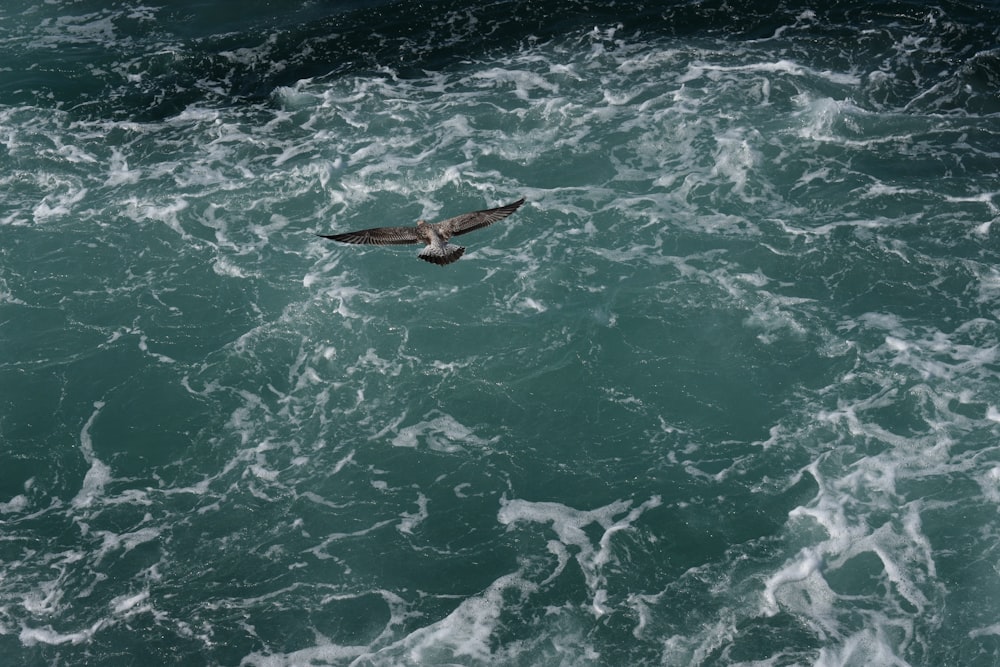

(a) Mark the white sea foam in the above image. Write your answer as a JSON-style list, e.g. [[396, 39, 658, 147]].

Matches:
[[211, 256, 248, 278], [105, 147, 141, 187], [391, 413, 496, 452], [0, 497, 27, 521], [93, 526, 160, 562], [754, 304, 1000, 659], [72, 402, 110, 510], [125, 196, 191, 238], [20, 620, 106, 647], [499, 495, 662, 617], [405, 573, 529, 662], [762, 547, 826, 617], [32, 184, 88, 222], [110, 590, 150, 615], [680, 59, 860, 86], [397, 493, 429, 534]]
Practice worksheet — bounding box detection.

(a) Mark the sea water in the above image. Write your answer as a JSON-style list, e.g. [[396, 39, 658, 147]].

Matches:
[[2, 0, 1000, 664]]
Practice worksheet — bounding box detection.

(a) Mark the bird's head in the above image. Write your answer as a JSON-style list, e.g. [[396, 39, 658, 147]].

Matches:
[[416, 220, 427, 227]]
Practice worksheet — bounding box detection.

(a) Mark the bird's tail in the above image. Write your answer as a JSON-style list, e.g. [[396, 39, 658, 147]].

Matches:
[[419, 244, 465, 266]]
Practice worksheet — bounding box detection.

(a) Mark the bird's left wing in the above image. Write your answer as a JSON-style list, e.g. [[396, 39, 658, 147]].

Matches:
[[317, 226, 421, 245], [440, 198, 525, 237]]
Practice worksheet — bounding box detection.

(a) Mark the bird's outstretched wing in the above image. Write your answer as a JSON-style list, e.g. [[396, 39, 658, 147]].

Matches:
[[439, 198, 526, 237], [317, 226, 421, 245]]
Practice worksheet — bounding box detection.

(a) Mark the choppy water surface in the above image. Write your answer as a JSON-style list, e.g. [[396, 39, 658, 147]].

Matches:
[[2, 1, 1000, 664]]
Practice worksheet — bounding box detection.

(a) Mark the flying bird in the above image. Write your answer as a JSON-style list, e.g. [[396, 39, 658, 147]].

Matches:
[[317, 197, 526, 265]]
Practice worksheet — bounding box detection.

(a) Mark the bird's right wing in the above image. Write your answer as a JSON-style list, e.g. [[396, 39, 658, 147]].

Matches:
[[317, 226, 421, 245], [440, 198, 526, 237]]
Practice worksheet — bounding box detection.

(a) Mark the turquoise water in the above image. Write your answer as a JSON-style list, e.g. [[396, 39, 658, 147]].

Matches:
[[2, 1, 1000, 664]]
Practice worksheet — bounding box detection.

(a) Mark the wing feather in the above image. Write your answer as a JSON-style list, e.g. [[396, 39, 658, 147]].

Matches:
[[439, 198, 525, 237], [317, 226, 420, 246]]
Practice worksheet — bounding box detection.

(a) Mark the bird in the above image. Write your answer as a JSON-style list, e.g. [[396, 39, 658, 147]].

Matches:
[[317, 197, 526, 266]]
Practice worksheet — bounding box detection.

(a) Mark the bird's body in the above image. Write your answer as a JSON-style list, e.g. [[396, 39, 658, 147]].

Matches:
[[317, 198, 525, 265]]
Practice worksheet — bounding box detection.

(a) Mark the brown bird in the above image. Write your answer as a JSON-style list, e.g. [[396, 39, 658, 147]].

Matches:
[[317, 198, 525, 266]]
